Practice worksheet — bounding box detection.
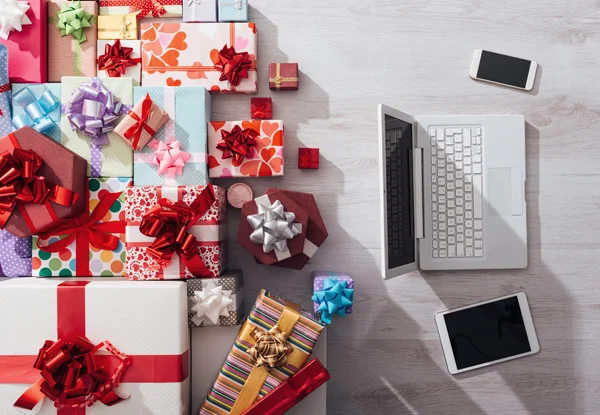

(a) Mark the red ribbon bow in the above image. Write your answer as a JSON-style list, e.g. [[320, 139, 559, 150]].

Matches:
[[214, 45, 252, 87], [139, 184, 216, 276], [14, 337, 130, 411], [133, 0, 167, 19], [216, 125, 258, 166], [97, 39, 141, 78], [123, 94, 157, 151], [0, 147, 78, 229]]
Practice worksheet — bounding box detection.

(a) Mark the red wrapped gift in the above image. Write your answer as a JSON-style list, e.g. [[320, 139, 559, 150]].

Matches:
[[241, 359, 330, 415], [0, 127, 87, 238], [250, 97, 272, 119], [269, 63, 298, 91], [298, 148, 319, 169]]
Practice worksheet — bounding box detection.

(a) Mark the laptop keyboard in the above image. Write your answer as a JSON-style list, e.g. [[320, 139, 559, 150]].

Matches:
[[429, 126, 483, 259], [386, 129, 405, 260]]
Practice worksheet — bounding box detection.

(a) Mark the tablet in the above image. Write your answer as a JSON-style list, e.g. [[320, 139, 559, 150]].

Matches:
[[435, 292, 540, 374]]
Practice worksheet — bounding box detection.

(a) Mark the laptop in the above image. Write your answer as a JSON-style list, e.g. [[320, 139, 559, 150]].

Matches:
[[378, 105, 528, 279]]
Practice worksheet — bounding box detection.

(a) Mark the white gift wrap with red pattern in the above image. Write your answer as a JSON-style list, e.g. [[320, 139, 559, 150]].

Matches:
[[125, 185, 227, 280]]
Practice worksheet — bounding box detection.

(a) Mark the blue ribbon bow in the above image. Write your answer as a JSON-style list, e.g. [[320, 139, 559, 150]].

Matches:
[[312, 277, 354, 325], [12, 87, 60, 133]]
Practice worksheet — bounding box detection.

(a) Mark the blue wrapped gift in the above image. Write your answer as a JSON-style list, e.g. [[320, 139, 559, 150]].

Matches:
[[133, 86, 211, 186], [11, 84, 62, 143], [184, 0, 218, 22], [0, 230, 32, 277], [218, 0, 248, 22], [0, 44, 11, 138]]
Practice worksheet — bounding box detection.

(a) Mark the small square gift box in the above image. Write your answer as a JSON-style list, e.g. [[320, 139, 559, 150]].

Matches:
[[97, 39, 142, 84], [97, 13, 138, 40], [238, 189, 328, 270], [298, 147, 319, 169], [48, 1, 98, 82], [114, 93, 169, 151], [0, 127, 87, 238], [208, 120, 284, 178], [269, 63, 299, 91], [0, 0, 47, 83], [125, 184, 228, 280], [0, 278, 190, 414], [99, 0, 183, 19], [32, 178, 132, 277], [133, 86, 211, 186], [61, 77, 133, 178], [11, 83, 62, 143], [218, 0, 248, 22], [187, 270, 244, 327], [184, 0, 218, 22], [0, 230, 32, 277], [312, 271, 354, 325], [200, 289, 325, 415], [250, 97, 272, 119], [141, 22, 257, 93]]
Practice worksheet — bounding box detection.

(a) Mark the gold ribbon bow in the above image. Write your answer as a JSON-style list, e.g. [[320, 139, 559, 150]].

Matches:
[[248, 325, 292, 371]]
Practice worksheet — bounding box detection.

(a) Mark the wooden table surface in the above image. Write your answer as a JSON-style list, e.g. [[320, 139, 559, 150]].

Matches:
[[212, 0, 600, 414]]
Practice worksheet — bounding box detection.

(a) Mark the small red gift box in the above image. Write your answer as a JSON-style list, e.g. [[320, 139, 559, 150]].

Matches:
[[269, 63, 299, 91], [298, 148, 319, 169], [250, 97, 272, 119]]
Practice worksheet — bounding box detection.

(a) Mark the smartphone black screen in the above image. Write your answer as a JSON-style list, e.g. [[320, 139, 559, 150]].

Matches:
[[477, 51, 532, 88]]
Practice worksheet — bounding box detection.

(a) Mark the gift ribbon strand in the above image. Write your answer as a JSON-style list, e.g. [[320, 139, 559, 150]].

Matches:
[[123, 94, 156, 150]]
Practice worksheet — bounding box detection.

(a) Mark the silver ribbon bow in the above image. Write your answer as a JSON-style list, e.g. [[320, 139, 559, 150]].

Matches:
[[0, 0, 32, 40], [247, 199, 301, 254]]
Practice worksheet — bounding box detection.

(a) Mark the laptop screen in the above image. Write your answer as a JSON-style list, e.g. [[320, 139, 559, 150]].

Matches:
[[384, 115, 415, 268]]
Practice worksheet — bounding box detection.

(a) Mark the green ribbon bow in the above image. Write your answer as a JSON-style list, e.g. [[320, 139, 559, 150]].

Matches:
[[56, 0, 93, 44]]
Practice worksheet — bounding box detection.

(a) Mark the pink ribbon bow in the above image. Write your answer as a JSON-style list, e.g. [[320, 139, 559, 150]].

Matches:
[[149, 138, 190, 177]]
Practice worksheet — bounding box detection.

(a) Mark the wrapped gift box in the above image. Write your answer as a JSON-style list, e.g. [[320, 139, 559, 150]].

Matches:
[[61, 77, 133, 178], [200, 289, 325, 415], [184, 0, 217, 22], [133, 86, 210, 186], [125, 184, 227, 280], [0, 127, 87, 238], [250, 97, 272, 119], [114, 92, 169, 151], [48, 1, 98, 82], [97, 13, 138, 40], [141, 22, 257, 93], [97, 39, 142, 84], [11, 83, 61, 143], [0, 231, 31, 277], [312, 271, 354, 325], [218, 0, 248, 22], [208, 120, 284, 178], [32, 178, 132, 277], [99, 0, 183, 19], [0, 278, 190, 415], [269, 63, 299, 91], [0, 0, 47, 83], [0, 44, 12, 138], [187, 270, 243, 327]]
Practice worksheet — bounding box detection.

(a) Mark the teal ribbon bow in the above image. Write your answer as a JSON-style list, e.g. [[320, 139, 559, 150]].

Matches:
[[311, 278, 354, 325], [11, 87, 60, 133], [57, 0, 93, 44]]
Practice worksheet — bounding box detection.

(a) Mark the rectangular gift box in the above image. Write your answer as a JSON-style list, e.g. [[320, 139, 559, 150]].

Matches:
[[0, 127, 87, 238], [218, 0, 248, 22], [269, 63, 299, 91], [11, 83, 62, 143], [114, 92, 169, 151], [48, 1, 98, 82], [141, 22, 257, 93], [208, 120, 284, 178], [191, 325, 327, 415], [60, 77, 133, 178], [200, 289, 325, 415], [99, 0, 183, 19], [0, 278, 190, 415], [187, 270, 243, 327], [0, 231, 32, 277], [0, 0, 47, 83], [184, 0, 217, 22], [97, 39, 142, 84], [125, 185, 228, 280], [97, 13, 138, 40], [0, 44, 13, 138], [133, 86, 211, 186], [32, 178, 132, 277]]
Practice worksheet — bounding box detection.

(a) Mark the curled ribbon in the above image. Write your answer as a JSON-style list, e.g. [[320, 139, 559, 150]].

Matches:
[[0, 145, 79, 229], [139, 184, 215, 276], [190, 281, 234, 326], [214, 45, 252, 87], [14, 337, 130, 411], [311, 278, 354, 325], [133, 0, 167, 19], [216, 125, 258, 166], [149, 137, 191, 178], [65, 78, 123, 146], [248, 325, 293, 371], [122, 94, 156, 151], [0, 0, 32, 40], [247, 200, 301, 254], [97, 39, 141, 79], [56, 0, 93, 44], [11, 87, 60, 133]]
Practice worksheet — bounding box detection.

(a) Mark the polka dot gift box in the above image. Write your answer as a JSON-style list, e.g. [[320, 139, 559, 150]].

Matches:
[[32, 178, 132, 277]]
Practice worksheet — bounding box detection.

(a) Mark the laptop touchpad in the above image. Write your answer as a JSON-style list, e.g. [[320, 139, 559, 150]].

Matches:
[[488, 168, 523, 216]]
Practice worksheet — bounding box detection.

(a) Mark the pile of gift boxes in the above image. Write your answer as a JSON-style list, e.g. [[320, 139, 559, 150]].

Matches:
[[0, 1, 350, 414]]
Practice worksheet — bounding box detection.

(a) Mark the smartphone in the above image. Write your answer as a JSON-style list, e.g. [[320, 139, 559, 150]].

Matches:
[[469, 49, 538, 91]]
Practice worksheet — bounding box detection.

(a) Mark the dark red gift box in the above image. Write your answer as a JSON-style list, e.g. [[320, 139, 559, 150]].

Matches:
[[250, 97, 272, 119], [269, 63, 299, 91], [298, 148, 319, 169]]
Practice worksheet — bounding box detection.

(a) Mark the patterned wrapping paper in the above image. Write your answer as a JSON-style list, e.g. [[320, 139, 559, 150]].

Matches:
[[0, 230, 32, 277], [125, 185, 228, 280], [48, 1, 98, 82], [208, 120, 284, 178], [218, 0, 248, 22], [97, 13, 138, 40], [11, 83, 62, 143], [133, 86, 211, 186], [32, 177, 132, 277], [99, 0, 183, 19], [97, 40, 142, 84], [0, 45, 12, 138], [141, 22, 257, 93], [184, 0, 218, 22], [200, 289, 325, 415], [60, 76, 133, 177], [187, 270, 244, 327]]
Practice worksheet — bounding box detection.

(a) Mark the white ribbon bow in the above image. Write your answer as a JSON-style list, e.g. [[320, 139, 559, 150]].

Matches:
[[247, 199, 302, 254], [189, 282, 234, 326], [0, 0, 31, 40]]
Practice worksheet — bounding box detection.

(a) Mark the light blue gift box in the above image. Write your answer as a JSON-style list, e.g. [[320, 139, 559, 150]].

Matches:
[[218, 0, 248, 22], [11, 84, 62, 143], [184, 0, 218, 22], [133, 86, 211, 186]]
